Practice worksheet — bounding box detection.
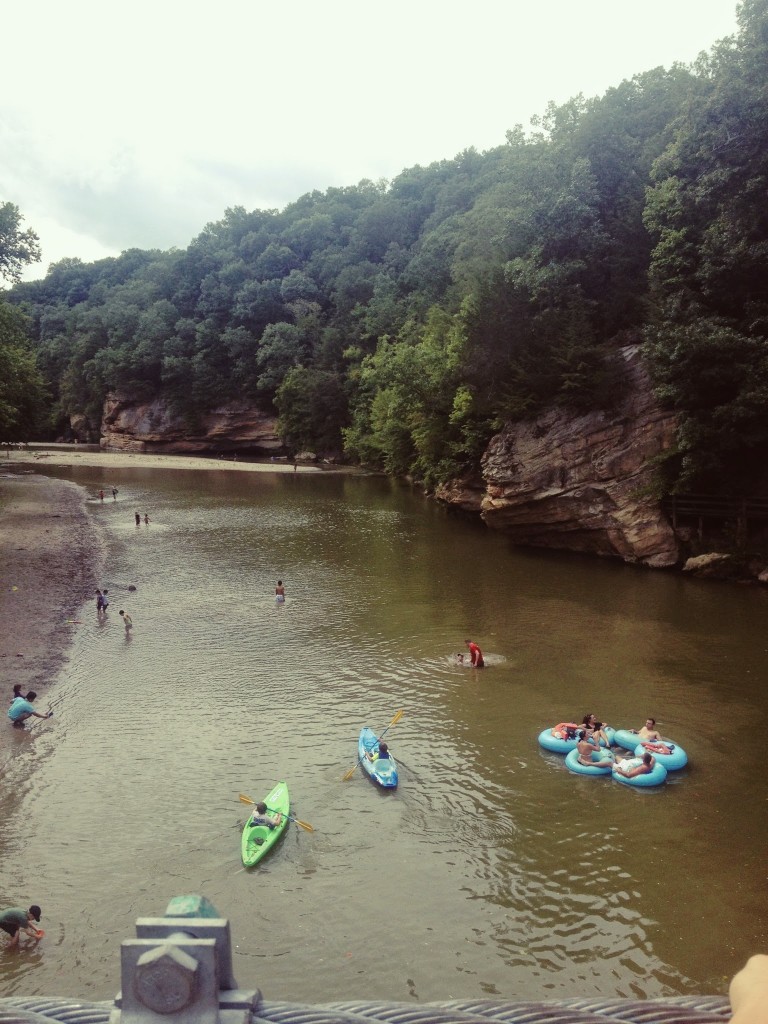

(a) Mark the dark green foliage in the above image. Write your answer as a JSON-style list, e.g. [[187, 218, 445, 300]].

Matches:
[[0, 203, 41, 284], [643, 0, 768, 492], [6, 5, 767, 491], [0, 303, 49, 438]]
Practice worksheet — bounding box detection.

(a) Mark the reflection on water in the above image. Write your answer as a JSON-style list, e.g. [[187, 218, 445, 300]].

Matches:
[[1, 466, 767, 1003]]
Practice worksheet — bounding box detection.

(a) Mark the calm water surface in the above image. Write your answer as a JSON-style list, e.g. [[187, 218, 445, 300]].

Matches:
[[1, 467, 766, 1004]]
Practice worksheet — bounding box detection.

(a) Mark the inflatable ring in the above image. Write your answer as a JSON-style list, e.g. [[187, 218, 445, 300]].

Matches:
[[612, 758, 668, 787], [614, 729, 642, 751], [634, 741, 688, 771], [538, 724, 579, 754], [538, 724, 615, 755], [565, 747, 614, 776]]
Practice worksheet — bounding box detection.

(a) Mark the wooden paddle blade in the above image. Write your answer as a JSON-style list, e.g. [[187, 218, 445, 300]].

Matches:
[[390, 709, 404, 726], [342, 762, 360, 781], [239, 793, 256, 805], [293, 817, 315, 832]]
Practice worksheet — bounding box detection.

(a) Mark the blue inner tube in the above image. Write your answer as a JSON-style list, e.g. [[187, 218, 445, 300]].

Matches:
[[538, 727, 578, 754], [538, 725, 615, 754], [614, 729, 642, 751], [565, 747, 614, 776], [633, 741, 688, 770], [612, 758, 668, 787]]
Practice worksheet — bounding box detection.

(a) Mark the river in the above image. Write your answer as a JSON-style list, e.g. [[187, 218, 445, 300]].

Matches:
[[1, 465, 766, 1004]]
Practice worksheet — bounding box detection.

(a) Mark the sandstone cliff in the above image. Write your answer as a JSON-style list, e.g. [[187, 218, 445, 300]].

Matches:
[[101, 394, 282, 455], [437, 346, 680, 567]]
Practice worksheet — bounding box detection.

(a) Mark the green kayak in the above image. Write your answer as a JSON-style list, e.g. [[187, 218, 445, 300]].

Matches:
[[241, 781, 290, 867]]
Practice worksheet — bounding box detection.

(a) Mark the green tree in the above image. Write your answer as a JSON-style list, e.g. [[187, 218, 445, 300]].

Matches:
[[0, 202, 41, 283], [276, 366, 348, 454], [643, 0, 768, 490], [0, 303, 48, 437]]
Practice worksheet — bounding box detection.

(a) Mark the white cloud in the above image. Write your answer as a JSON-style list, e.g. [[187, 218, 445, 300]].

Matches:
[[1, 0, 740, 280]]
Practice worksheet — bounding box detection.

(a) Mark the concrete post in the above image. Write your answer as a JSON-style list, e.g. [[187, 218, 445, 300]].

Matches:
[[110, 896, 260, 1024]]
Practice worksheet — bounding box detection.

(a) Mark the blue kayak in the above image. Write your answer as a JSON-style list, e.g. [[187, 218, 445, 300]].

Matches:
[[359, 727, 398, 788]]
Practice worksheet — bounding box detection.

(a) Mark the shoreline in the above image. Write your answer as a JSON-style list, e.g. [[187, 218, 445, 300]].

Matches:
[[0, 471, 104, 710], [0, 444, 365, 728], [4, 446, 365, 475]]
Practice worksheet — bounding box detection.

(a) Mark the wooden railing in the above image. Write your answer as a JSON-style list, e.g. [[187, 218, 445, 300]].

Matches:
[[662, 493, 768, 544]]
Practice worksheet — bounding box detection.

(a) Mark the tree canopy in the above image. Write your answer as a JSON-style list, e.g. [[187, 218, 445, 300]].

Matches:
[[7, 0, 768, 494]]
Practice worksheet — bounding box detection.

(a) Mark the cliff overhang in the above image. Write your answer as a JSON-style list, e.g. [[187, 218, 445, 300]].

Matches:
[[436, 346, 680, 568]]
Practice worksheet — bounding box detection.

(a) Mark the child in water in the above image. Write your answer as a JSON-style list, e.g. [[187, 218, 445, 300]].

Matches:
[[275, 580, 285, 603]]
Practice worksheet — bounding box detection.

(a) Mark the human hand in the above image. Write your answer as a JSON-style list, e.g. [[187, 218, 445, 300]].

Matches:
[[730, 954, 768, 1022]]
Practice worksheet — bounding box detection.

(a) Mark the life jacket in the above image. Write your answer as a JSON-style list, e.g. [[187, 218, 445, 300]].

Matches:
[[552, 722, 579, 740], [642, 741, 672, 754]]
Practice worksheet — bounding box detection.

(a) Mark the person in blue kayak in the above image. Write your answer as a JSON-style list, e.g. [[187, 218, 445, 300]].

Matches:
[[250, 803, 282, 828], [366, 742, 390, 762], [8, 691, 51, 728]]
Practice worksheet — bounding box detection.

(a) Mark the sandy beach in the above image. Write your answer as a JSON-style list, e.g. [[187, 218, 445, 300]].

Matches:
[[8, 446, 326, 474], [0, 470, 103, 709]]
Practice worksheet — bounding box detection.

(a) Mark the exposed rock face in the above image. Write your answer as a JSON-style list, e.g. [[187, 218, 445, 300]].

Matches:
[[101, 394, 282, 455], [438, 346, 680, 567]]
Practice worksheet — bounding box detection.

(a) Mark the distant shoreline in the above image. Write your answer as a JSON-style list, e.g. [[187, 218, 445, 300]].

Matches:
[[3, 445, 369, 475]]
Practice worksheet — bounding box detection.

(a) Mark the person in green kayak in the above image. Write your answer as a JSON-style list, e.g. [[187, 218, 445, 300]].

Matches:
[[250, 803, 282, 828], [0, 905, 43, 947]]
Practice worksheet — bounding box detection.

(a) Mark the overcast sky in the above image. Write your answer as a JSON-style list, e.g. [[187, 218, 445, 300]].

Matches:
[[2, 0, 740, 281]]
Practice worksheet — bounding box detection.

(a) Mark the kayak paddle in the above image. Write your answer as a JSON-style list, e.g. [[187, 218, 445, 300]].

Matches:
[[342, 709, 403, 781], [238, 793, 314, 832]]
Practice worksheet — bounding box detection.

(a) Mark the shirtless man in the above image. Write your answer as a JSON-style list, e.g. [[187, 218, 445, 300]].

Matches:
[[631, 718, 673, 754], [614, 752, 655, 778], [638, 718, 663, 741]]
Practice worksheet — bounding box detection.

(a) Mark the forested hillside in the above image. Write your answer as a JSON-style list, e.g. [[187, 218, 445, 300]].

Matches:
[[4, 0, 768, 494]]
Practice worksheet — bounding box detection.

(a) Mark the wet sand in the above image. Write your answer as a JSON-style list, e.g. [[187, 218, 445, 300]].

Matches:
[[13, 447, 326, 474], [0, 470, 103, 707]]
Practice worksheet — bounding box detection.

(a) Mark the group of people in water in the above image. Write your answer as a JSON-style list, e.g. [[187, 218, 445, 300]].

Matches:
[[575, 714, 665, 776], [456, 639, 484, 667], [94, 589, 132, 632]]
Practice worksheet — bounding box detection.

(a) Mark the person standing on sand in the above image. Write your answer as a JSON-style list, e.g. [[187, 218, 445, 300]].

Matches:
[[99, 489, 105, 502], [0, 906, 43, 947], [135, 512, 141, 526], [119, 610, 133, 633], [112, 487, 118, 500], [143, 513, 150, 525], [95, 589, 104, 615]]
